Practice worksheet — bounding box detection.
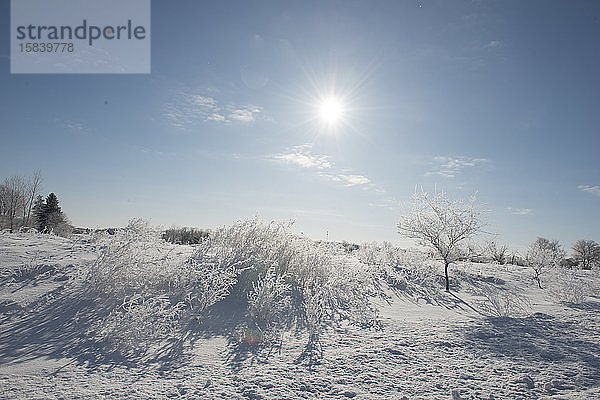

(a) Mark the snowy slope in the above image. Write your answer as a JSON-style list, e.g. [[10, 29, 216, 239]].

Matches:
[[1, 232, 599, 400]]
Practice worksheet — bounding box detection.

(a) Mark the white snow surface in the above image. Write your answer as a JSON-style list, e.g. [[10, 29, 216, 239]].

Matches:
[[1, 232, 599, 399]]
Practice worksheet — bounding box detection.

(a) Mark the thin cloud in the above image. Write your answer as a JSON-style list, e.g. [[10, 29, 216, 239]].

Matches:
[[368, 197, 403, 212], [267, 143, 404, 212], [268, 144, 332, 170], [578, 185, 600, 197], [162, 88, 263, 129], [207, 113, 226, 122], [506, 207, 533, 216], [139, 147, 180, 159], [56, 119, 91, 136], [318, 173, 371, 187], [162, 91, 220, 128], [426, 155, 491, 178], [267, 143, 371, 187], [228, 106, 262, 123]]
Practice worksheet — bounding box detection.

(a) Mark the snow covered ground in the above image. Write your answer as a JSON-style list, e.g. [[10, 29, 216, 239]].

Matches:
[[1, 232, 599, 399]]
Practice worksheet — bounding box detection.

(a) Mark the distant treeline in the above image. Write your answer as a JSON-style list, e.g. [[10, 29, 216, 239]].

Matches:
[[162, 227, 210, 245], [71, 226, 210, 245]]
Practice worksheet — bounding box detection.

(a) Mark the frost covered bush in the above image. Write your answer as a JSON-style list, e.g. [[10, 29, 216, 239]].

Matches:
[[87, 219, 197, 301], [93, 295, 186, 356], [198, 219, 380, 351], [86, 218, 380, 358], [546, 268, 591, 304], [354, 242, 442, 294], [353, 241, 406, 288], [477, 286, 531, 318], [86, 219, 233, 354]]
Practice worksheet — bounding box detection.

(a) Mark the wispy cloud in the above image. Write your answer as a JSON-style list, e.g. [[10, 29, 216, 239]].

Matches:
[[268, 144, 332, 170], [229, 106, 262, 123], [505, 207, 533, 216], [425, 155, 491, 178], [578, 185, 600, 197], [56, 119, 91, 136], [267, 143, 404, 211], [267, 143, 370, 187], [368, 197, 403, 212], [162, 87, 264, 129], [318, 172, 371, 187], [139, 147, 180, 159], [486, 40, 503, 49], [162, 92, 223, 128]]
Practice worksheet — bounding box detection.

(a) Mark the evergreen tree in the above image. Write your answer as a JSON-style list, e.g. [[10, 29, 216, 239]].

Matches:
[[41, 193, 66, 233], [44, 193, 61, 214]]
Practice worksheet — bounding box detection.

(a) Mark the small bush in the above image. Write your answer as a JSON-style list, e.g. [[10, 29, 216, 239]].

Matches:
[[194, 219, 380, 351], [85, 219, 226, 354], [547, 268, 591, 304], [94, 294, 186, 356], [354, 241, 440, 293], [477, 287, 531, 318]]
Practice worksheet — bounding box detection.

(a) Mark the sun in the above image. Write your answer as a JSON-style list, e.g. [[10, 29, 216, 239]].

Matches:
[[318, 97, 343, 125]]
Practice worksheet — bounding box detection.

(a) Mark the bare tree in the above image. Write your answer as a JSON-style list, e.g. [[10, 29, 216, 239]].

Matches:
[[398, 188, 487, 292], [572, 239, 600, 270], [0, 184, 7, 220], [23, 169, 43, 227], [526, 237, 565, 288], [2, 175, 26, 232]]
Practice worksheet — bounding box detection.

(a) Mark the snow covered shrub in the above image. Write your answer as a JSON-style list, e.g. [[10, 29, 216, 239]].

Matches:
[[194, 219, 380, 352], [86, 219, 226, 354], [86, 219, 190, 299], [477, 286, 531, 318], [246, 265, 292, 333], [8, 251, 57, 282], [353, 241, 403, 288], [355, 242, 441, 294], [94, 295, 186, 356], [11, 263, 57, 282], [86, 218, 379, 358], [546, 268, 590, 304]]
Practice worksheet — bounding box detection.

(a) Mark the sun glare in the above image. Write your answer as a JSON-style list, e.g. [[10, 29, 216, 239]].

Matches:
[[319, 97, 343, 125]]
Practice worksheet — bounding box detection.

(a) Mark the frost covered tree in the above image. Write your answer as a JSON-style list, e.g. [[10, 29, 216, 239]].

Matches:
[[397, 188, 487, 292], [572, 239, 600, 270], [526, 237, 566, 288]]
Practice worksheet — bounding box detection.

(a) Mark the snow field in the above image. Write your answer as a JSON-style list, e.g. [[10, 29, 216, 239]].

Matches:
[[1, 220, 599, 399]]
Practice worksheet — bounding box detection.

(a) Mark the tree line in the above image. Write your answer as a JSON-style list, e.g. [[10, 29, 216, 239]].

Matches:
[[0, 170, 70, 234]]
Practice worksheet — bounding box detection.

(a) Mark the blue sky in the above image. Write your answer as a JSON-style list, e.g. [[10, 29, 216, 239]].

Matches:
[[1, 0, 599, 250]]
